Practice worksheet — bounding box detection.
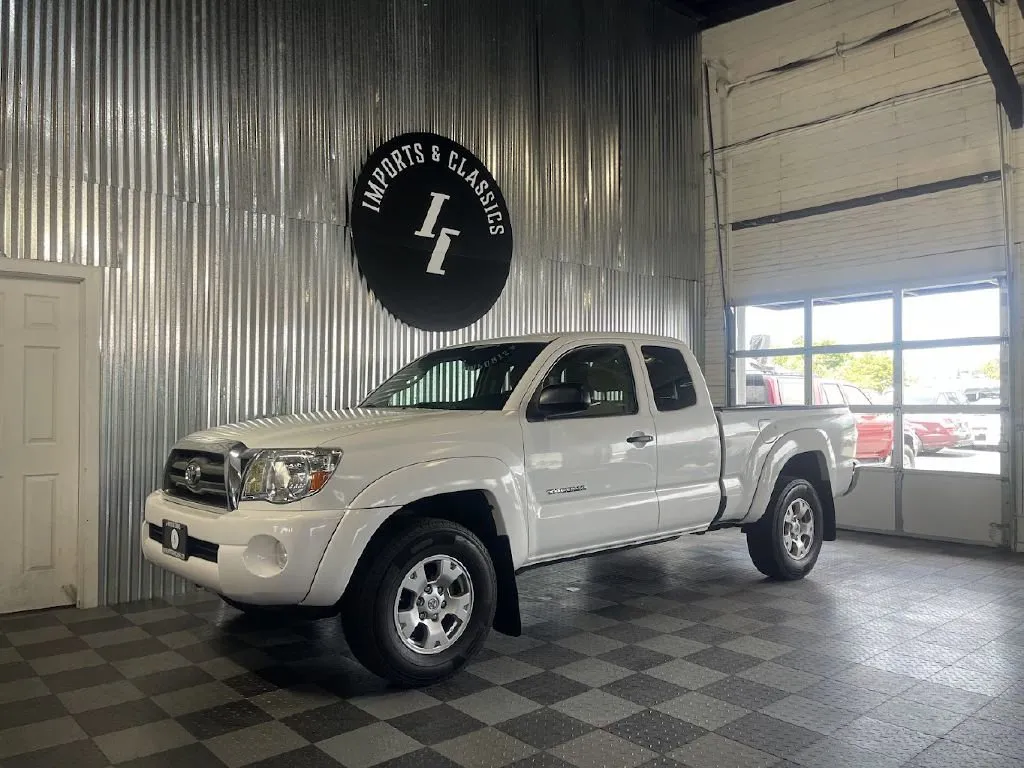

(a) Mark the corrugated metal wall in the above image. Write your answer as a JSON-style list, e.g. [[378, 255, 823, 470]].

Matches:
[[0, 0, 703, 603]]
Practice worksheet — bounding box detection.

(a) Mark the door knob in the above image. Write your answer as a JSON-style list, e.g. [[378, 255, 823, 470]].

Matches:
[[626, 433, 654, 446]]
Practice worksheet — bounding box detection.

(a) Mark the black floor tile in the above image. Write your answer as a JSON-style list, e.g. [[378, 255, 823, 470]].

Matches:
[[505, 672, 590, 705], [376, 748, 462, 768], [41, 662, 124, 693], [16, 637, 90, 660], [0, 661, 36, 683], [0, 694, 68, 729], [176, 699, 273, 739], [280, 700, 377, 742], [116, 743, 228, 768], [496, 707, 594, 749], [602, 674, 687, 707], [0, 738, 111, 768], [132, 664, 215, 696], [606, 709, 707, 752], [390, 703, 487, 745], [73, 697, 168, 736], [96, 637, 170, 662]]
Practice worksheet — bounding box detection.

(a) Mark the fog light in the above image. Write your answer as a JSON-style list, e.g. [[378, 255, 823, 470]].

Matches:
[[242, 535, 288, 578]]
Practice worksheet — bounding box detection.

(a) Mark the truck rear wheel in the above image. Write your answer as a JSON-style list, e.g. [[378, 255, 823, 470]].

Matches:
[[342, 517, 497, 687], [746, 477, 823, 580]]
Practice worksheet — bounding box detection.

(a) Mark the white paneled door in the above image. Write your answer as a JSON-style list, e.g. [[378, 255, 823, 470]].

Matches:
[[0, 277, 81, 613]]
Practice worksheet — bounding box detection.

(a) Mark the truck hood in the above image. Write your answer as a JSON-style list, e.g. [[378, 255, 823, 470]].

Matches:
[[174, 408, 483, 451]]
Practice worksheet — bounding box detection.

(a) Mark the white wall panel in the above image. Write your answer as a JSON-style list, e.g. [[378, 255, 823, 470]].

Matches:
[[730, 184, 1006, 301], [902, 473, 1004, 545], [835, 469, 896, 533]]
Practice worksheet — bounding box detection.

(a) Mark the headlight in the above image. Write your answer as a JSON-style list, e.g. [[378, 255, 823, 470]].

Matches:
[[240, 449, 342, 504]]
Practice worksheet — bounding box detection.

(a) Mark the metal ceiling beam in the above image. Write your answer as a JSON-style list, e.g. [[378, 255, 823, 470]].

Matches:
[[956, 0, 1023, 128]]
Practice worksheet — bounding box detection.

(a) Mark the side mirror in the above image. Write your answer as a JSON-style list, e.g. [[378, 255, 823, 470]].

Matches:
[[535, 383, 590, 418]]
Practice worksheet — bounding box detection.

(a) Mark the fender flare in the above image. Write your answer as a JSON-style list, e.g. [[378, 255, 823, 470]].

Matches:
[[349, 457, 530, 569], [743, 429, 836, 526]]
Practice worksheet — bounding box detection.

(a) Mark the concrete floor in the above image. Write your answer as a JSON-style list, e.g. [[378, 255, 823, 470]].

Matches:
[[1, 531, 1022, 768]]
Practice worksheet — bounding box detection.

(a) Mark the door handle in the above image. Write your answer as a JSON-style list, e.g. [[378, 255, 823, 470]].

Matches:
[[626, 433, 654, 447]]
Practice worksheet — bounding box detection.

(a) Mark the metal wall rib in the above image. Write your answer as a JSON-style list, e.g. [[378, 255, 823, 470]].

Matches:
[[0, 0, 704, 604]]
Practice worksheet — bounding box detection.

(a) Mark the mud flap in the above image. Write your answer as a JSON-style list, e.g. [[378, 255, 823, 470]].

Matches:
[[491, 535, 522, 636]]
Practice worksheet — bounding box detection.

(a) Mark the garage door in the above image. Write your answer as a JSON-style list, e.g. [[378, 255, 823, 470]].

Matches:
[[0, 276, 81, 613]]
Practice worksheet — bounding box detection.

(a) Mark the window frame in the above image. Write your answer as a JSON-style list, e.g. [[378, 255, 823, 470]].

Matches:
[[728, 278, 1008, 477], [526, 343, 641, 423]]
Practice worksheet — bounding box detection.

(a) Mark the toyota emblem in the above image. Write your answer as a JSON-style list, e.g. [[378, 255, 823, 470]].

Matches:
[[184, 460, 202, 491]]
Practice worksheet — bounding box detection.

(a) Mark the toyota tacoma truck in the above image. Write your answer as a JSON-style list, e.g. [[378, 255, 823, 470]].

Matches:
[[143, 333, 858, 686]]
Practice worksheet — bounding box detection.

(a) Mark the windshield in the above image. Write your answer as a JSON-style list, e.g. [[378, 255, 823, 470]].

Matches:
[[361, 342, 550, 411]]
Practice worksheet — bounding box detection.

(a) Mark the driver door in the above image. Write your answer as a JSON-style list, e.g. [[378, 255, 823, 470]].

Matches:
[[522, 342, 659, 559]]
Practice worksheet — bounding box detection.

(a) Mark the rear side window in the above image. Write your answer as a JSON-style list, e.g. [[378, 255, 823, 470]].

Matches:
[[641, 346, 697, 411]]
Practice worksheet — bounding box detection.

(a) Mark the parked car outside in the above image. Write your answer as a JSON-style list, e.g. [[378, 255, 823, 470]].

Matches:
[[746, 371, 899, 464], [904, 388, 973, 454], [967, 394, 1001, 447]]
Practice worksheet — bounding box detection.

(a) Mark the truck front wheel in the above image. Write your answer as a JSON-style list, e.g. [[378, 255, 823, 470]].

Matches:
[[746, 477, 824, 580], [342, 518, 497, 687]]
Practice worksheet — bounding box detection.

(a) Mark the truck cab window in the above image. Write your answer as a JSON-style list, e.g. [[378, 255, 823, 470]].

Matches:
[[641, 346, 697, 411], [540, 345, 639, 417]]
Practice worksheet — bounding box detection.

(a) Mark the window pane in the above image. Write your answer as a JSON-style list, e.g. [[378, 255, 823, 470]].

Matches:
[[736, 302, 804, 351], [909, 413, 1000, 474], [902, 345, 1002, 404], [810, 351, 894, 403], [641, 346, 696, 411], [903, 282, 1001, 342], [736, 359, 806, 406], [812, 293, 893, 346], [544, 345, 638, 417], [902, 344, 1002, 475]]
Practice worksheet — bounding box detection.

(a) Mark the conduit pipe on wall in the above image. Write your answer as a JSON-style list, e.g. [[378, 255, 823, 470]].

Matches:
[[719, 7, 962, 93]]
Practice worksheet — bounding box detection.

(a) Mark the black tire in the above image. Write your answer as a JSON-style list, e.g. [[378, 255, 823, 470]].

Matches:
[[746, 477, 824, 581], [342, 518, 497, 687]]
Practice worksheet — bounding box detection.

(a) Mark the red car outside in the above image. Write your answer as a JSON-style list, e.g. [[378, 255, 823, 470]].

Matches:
[[904, 389, 973, 454], [745, 372, 895, 463]]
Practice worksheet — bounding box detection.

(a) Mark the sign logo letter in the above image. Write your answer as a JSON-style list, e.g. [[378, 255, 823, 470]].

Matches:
[[415, 192, 460, 275]]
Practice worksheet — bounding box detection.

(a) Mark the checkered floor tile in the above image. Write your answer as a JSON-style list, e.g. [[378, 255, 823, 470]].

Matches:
[[1, 531, 1023, 768]]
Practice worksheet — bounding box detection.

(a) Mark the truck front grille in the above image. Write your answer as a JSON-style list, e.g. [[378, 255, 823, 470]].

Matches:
[[163, 449, 234, 510]]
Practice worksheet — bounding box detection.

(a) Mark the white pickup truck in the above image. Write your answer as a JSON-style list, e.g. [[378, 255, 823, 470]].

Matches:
[[143, 333, 858, 686]]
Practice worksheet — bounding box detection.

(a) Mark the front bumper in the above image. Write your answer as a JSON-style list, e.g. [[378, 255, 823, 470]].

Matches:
[[142, 491, 344, 605]]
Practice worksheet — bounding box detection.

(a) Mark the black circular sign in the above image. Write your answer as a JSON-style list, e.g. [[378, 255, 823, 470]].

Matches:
[[350, 132, 514, 332]]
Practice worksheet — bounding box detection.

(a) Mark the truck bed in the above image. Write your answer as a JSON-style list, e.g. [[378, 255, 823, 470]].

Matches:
[[714, 405, 857, 526]]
